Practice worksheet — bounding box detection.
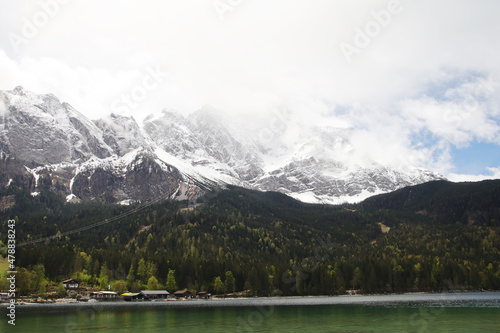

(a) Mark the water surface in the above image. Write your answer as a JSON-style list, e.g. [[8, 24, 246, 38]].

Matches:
[[3, 292, 499, 332]]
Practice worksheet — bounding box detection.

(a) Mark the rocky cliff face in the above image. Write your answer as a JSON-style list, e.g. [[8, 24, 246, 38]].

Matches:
[[143, 108, 264, 180], [142, 108, 442, 204], [0, 87, 183, 204], [94, 113, 154, 156], [1, 87, 443, 205], [1, 86, 112, 164], [70, 150, 180, 203]]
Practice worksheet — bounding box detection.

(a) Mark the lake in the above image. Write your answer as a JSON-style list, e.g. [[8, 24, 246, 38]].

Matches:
[[2, 292, 500, 332]]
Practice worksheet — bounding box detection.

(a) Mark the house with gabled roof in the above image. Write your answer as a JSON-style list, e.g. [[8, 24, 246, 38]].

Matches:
[[173, 290, 191, 299], [140, 290, 170, 300], [62, 279, 79, 290]]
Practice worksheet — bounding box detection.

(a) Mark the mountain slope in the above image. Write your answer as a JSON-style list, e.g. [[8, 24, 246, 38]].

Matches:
[[361, 179, 500, 226], [1, 87, 442, 205], [0, 87, 183, 204], [142, 107, 443, 204], [5, 181, 500, 295], [1, 86, 112, 164]]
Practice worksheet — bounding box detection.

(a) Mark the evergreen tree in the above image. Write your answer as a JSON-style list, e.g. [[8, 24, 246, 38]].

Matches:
[[137, 259, 148, 283], [214, 276, 223, 295], [33, 264, 47, 295], [147, 276, 159, 290], [225, 271, 235, 293], [99, 264, 110, 290], [126, 264, 135, 289], [166, 269, 177, 291], [57, 282, 67, 297]]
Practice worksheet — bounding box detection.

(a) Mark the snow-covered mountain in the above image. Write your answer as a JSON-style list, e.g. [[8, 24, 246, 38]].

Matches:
[[143, 107, 441, 204], [0, 87, 443, 205], [0, 87, 181, 204]]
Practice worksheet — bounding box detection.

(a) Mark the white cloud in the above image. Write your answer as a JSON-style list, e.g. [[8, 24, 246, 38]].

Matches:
[[0, 0, 500, 179], [448, 167, 500, 182], [400, 96, 499, 148]]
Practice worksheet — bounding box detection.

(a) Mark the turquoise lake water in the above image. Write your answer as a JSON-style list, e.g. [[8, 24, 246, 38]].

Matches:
[[2, 292, 500, 332]]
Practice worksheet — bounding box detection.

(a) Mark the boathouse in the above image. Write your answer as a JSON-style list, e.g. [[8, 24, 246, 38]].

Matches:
[[197, 291, 211, 299], [173, 290, 192, 299], [89, 291, 120, 301], [122, 292, 144, 302], [140, 290, 170, 300]]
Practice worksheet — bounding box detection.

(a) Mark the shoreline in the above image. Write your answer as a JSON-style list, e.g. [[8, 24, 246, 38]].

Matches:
[[11, 291, 500, 310]]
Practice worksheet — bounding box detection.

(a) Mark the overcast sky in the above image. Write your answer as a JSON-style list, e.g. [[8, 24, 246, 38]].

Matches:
[[1, 0, 500, 180]]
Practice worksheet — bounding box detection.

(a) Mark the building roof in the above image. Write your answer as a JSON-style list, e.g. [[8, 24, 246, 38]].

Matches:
[[140, 290, 170, 295], [62, 279, 77, 283], [173, 290, 191, 295], [122, 293, 141, 297], [91, 291, 118, 295]]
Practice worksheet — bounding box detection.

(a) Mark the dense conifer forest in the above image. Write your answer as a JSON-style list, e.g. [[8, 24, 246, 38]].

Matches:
[[1, 178, 500, 297]]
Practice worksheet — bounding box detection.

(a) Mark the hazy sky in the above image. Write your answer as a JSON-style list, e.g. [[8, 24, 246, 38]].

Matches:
[[1, 0, 500, 180]]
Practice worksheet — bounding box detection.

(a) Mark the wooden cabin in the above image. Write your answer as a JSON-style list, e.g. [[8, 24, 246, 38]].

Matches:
[[173, 290, 192, 299], [62, 279, 79, 290], [122, 292, 144, 302], [197, 291, 212, 299], [140, 290, 170, 300], [89, 291, 120, 301]]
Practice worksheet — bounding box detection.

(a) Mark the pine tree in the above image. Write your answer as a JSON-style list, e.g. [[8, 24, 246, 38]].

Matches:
[[147, 276, 159, 290], [57, 282, 67, 297], [137, 259, 147, 283], [99, 264, 110, 290], [225, 271, 235, 293], [166, 269, 177, 291], [126, 264, 135, 289], [214, 276, 223, 295]]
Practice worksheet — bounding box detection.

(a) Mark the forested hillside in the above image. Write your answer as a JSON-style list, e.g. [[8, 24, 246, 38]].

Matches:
[[1, 180, 499, 296]]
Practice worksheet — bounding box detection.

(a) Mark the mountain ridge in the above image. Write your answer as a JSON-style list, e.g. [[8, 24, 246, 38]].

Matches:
[[1, 86, 443, 205], [361, 178, 500, 226]]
